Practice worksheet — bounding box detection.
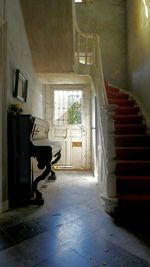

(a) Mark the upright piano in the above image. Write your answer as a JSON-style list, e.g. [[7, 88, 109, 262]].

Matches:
[[7, 114, 61, 208]]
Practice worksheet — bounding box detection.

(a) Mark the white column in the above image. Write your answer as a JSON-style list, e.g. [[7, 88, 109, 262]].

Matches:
[[104, 104, 117, 197]]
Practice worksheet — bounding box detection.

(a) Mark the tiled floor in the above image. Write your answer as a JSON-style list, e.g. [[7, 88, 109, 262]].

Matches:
[[0, 171, 150, 266]]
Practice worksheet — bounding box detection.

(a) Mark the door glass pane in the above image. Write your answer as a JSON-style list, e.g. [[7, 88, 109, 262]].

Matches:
[[53, 90, 82, 125]]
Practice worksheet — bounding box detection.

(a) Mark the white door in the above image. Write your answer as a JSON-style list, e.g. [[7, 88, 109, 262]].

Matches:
[[46, 86, 91, 170]]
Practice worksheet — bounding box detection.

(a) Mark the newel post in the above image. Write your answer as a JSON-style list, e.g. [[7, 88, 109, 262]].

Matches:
[[102, 104, 118, 213]]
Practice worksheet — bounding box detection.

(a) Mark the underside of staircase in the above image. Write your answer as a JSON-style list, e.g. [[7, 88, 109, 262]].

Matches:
[[105, 82, 150, 216]]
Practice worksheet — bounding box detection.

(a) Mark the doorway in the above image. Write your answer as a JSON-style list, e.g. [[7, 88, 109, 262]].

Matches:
[[45, 85, 92, 170]]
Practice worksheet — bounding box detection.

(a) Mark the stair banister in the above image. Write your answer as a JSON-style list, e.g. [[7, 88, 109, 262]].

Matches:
[[73, 2, 117, 211]]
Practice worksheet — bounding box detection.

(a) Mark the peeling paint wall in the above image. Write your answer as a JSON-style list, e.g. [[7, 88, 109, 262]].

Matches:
[[76, 0, 127, 89], [127, 0, 150, 115]]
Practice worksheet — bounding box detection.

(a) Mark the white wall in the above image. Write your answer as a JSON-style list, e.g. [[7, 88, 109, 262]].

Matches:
[[0, 0, 45, 211], [76, 0, 127, 89], [127, 0, 150, 115], [0, 16, 8, 211], [6, 0, 44, 118]]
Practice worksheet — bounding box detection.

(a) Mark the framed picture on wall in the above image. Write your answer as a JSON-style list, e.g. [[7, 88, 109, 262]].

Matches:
[[13, 69, 28, 102]]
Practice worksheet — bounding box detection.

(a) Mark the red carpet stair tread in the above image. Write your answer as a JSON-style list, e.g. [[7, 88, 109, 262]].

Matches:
[[106, 83, 150, 213], [115, 124, 147, 135]]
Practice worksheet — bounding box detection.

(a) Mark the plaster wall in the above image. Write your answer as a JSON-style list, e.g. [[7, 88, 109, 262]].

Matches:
[[5, 0, 44, 118], [0, 1, 4, 17], [0, 0, 45, 211], [0, 18, 4, 211], [127, 0, 150, 115], [76, 0, 127, 89]]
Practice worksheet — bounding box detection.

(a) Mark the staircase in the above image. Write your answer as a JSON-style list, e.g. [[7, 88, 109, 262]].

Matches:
[[106, 82, 150, 216]]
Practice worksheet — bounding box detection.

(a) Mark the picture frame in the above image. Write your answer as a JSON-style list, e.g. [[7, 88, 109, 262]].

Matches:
[[13, 69, 28, 102]]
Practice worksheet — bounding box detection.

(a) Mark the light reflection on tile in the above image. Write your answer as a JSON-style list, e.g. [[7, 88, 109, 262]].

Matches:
[[0, 171, 150, 267]]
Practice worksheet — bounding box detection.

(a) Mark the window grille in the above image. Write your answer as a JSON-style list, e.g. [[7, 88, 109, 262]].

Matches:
[[53, 90, 82, 126]]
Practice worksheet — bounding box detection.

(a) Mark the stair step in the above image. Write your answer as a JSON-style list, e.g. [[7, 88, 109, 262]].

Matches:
[[115, 106, 139, 115], [116, 194, 150, 215], [108, 99, 135, 106], [106, 82, 150, 210], [107, 92, 129, 99], [106, 88, 120, 93], [117, 176, 150, 194], [105, 84, 120, 93], [115, 147, 150, 160], [114, 115, 143, 124], [115, 134, 150, 146], [115, 124, 147, 134], [116, 160, 150, 175], [117, 194, 150, 202], [117, 175, 150, 180]]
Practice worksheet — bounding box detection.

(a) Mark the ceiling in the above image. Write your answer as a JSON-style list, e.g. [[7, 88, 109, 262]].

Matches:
[[20, 0, 74, 75], [20, 0, 91, 85], [37, 73, 92, 84]]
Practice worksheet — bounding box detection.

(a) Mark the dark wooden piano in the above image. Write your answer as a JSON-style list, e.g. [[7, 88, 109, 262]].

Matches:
[[7, 114, 61, 208]]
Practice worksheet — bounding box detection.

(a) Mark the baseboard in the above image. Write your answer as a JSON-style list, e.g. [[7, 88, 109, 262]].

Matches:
[[101, 194, 118, 214]]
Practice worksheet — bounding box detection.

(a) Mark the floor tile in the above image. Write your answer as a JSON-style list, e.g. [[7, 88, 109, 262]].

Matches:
[[0, 171, 150, 267], [15, 230, 69, 266], [0, 210, 23, 230], [0, 246, 27, 267], [71, 234, 150, 267], [34, 211, 70, 231], [0, 229, 14, 251], [3, 219, 47, 244], [34, 247, 92, 267]]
